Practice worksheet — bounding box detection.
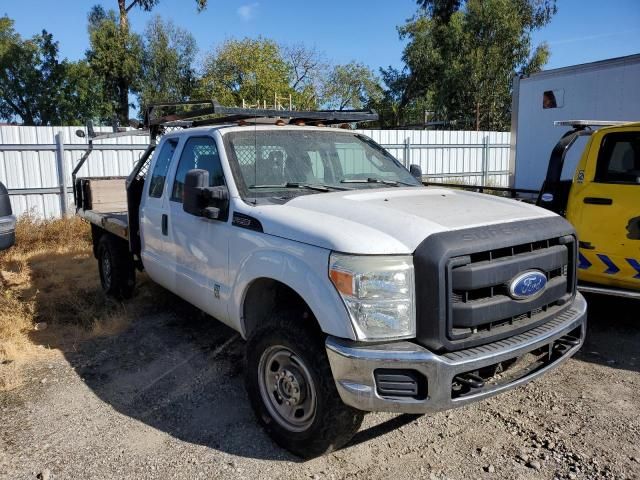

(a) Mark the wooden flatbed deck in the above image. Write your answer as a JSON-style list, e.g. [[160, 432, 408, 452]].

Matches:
[[78, 209, 129, 241]]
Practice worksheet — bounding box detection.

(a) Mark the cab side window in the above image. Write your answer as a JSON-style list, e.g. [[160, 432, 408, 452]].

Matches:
[[595, 132, 640, 185], [171, 137, 225, 203], [148, 139, 178, 198]]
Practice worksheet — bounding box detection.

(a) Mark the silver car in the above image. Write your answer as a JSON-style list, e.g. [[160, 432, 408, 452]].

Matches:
[[0, 181, 15, 251]]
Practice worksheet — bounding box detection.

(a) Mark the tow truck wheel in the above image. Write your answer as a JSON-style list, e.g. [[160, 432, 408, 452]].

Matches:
[[245, 313, 364, 459], [97, 234, 135, 299]]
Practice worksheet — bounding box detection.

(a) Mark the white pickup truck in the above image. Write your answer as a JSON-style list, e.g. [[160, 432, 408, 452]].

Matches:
[[75, 104, 587, 458]]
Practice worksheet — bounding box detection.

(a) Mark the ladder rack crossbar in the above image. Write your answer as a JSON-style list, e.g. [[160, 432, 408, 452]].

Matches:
[[144, 100, 378, 128]]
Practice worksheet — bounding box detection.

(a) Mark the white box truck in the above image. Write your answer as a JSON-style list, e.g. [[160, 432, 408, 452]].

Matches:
[[510, 53, 640, 191]]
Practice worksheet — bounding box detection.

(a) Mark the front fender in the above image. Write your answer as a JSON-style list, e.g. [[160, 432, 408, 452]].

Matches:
[[228, 230, 356, 340]]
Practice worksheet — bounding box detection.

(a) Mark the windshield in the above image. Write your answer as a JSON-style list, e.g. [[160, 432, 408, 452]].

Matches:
[[224, 130, 421, 200]]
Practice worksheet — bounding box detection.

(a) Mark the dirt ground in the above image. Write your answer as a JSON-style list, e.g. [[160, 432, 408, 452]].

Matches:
[[1, 288, 639, 480]]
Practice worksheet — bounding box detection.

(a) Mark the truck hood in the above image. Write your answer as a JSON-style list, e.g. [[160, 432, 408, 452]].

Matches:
[[242, 187, 557, 254]]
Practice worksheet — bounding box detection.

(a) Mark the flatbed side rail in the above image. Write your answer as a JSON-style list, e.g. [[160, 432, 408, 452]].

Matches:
[[71, 128, 151, 203]]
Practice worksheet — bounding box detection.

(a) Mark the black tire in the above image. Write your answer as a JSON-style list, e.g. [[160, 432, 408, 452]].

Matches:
[[97, 234, 135, 299], [245, 313, 364, 458]]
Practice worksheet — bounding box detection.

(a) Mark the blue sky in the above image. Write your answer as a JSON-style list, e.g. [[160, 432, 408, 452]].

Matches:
[[2, 0, 639, 74]]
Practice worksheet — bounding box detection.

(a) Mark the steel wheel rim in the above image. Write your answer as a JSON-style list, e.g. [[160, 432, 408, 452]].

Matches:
[[101, 250, 112, 289], [258, 345, 317, 432]]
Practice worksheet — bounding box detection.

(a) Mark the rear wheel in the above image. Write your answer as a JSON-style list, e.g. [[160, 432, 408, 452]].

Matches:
[[97, 234, 135, 299], [245, 314, 364, 458]]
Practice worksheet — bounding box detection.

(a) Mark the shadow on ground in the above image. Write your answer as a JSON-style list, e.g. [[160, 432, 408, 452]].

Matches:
[[23, 250, 424, 461], [574, 293, 640, 373], [63, 310, 290, 460], [18, 249, 286, 460], [24, 249, 639, 461]]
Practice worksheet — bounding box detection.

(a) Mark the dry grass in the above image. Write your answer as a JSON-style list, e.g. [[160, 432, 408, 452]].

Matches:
[[0, 214, 168, 391]]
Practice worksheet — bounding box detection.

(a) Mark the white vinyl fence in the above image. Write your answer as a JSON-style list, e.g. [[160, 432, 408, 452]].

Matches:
[[0, 126, 511, 218]]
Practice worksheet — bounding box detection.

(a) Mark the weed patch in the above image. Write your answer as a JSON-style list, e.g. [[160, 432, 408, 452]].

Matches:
[[0, 215, 170, 390]]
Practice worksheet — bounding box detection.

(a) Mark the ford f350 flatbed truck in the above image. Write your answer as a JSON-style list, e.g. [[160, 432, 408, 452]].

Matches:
[[75, 101, 587, 458]]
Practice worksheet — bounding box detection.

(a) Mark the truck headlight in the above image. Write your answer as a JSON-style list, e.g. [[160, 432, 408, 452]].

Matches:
[[329, 253, 415, 341]]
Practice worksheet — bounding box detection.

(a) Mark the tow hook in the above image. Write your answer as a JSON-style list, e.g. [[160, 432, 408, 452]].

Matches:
[[453, 372, 485, 389], [556, 335, 580, 347]]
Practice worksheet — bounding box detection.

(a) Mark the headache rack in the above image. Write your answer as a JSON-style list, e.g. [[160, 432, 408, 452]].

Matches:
[[144, 99, 379, 139]]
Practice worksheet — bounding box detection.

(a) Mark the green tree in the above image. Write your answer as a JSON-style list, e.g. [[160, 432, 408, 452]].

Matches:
[[197, 37, 294, 107], [86, 6, 142, 124], [391, 0, 555, 130], [0, 16, 103, 125], [88, 1, 207, 123], [374, 66, 420, 127], [137, 16, 197, 110], [57, 60, 110, 124], [322, 62, 383, 111]]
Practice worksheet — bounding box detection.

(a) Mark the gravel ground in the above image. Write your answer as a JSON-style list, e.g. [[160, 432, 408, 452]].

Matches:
[[1, 293, 639, 480]]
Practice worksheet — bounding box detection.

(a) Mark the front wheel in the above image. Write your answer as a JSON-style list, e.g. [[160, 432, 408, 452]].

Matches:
[[245, 316, 364, 458]]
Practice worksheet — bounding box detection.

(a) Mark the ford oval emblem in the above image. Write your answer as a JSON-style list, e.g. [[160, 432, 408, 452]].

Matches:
[[509, 270, 547, 300]]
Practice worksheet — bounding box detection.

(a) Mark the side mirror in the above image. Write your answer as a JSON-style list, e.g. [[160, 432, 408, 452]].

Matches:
[[409, 164, 423, 181], [183, 169, 229, 220]]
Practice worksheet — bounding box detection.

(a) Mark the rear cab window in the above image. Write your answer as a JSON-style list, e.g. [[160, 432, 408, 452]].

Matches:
[[148, 139, 178, 198]]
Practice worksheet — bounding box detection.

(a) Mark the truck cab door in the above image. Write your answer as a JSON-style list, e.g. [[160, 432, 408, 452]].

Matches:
[[139, 137, 179, 291], [567, 129, 640, 291], [166, 135, 231, 323]]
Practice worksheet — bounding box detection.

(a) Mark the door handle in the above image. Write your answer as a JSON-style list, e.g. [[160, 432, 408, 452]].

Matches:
[[161, 214, 168, 235], [583, 197, 613, 205]]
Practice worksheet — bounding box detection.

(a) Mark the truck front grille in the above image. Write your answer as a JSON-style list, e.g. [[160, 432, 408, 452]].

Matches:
[[413, 217, 578, 352], [446, 236, 576, 346]]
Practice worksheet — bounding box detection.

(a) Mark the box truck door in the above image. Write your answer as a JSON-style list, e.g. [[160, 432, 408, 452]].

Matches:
[[567, 130, 640, 291]]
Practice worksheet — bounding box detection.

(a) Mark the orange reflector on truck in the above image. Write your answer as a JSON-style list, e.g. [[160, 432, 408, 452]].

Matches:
[[330, 269, 354, 296]]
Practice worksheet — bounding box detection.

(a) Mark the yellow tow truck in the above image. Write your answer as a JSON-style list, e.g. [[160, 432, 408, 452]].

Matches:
[[536, 120, 640, 299]]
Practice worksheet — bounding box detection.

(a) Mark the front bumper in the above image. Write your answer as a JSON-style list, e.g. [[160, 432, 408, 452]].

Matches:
[[326, 292, 587, 414]]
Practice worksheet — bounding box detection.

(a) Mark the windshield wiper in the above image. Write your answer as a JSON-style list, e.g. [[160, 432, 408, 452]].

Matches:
[[250, 182, 347, 192], [340, 177, 414, 187]]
